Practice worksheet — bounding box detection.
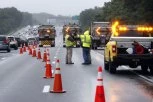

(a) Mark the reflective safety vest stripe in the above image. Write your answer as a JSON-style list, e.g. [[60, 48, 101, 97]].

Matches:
[[65, 34, 74, 47]]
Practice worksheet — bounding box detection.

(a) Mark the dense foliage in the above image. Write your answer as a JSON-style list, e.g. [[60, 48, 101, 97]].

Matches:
[[0, 7, 34, 34], [79, 0, 153, 29]]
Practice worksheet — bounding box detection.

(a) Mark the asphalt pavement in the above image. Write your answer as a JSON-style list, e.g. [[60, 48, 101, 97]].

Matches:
[[0, 34, 152, 102]]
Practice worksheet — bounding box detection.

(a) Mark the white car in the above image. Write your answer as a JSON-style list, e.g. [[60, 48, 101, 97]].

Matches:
[[8, 36, 18, 50]]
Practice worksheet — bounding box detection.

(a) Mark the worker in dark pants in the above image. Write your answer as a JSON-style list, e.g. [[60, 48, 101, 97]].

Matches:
[[65, 31, 76, 64], [80, 30, 92, 65]]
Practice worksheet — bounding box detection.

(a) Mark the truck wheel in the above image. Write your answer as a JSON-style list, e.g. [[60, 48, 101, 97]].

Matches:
[[14, 46, 18, 50], [141, 65, 148, 74], [109, 61, 117, 74], [149, 66, 153, 75], [7, 48, 11, 52]]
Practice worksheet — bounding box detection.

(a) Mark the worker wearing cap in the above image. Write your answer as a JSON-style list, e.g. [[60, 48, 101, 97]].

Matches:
[[80, 30, 92, 65], [65, 30, 76, 64]]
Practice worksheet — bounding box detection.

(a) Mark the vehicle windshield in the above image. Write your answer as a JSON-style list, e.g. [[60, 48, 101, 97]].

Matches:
[[8, 37, 14, 41]]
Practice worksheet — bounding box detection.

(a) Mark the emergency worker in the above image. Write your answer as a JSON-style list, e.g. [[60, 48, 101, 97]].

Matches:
[[80, 30, 92, 65], [65, 30, 75, 64]]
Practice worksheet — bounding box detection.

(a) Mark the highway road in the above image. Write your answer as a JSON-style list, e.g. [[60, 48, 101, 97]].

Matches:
[[0, 29, 153, 102]]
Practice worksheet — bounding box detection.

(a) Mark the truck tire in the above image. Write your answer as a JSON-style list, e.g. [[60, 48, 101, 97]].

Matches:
[[149, 66, 153, 75], [14, 46, 18, 50], [141, 65, 148, 74], [7, 48, 11, 52]]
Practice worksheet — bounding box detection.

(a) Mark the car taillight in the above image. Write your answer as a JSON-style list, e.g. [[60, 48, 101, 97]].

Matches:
[[112, 45, 116, 53]]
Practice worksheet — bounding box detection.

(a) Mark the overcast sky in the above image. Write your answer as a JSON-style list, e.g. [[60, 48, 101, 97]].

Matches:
[[0, 0, 110, 16]]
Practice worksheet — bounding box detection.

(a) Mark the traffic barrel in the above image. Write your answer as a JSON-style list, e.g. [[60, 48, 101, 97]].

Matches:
[[44, 54, 54, 78], [95, 66, 105, 102], [42, 49, 47, 62], [50, 59, 66, 93], [32, 47, 36, 57], [37, 48, 42, 59]]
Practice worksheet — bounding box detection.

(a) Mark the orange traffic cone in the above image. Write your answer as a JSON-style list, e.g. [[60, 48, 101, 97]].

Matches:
[[29, 47, 32, 55], [43, 55, 54, 78], [19, 47, 23, 54], [32, 47, 36, 57], [50, 59, 66, 93], [23, 43, 26, 52], [37, 48, 42, 59], [95, 66, 105, 102], [43, 49, 47, 62]]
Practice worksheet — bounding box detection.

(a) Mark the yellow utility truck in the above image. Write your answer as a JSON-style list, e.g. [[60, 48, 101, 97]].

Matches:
[[104, 21, 153, 74], [62, 23, 81, 47], [38, 25, 56, 47], [90, 22, 111, 49]]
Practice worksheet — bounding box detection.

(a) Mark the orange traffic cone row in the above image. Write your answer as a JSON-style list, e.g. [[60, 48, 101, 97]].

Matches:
[[37, 48, 42, 59], [32, 47, 36, 57], [50, 59, 66, 93], [43, 54, 54, 78], [43, 49, 47, 62], [95, 66, 105, 102]]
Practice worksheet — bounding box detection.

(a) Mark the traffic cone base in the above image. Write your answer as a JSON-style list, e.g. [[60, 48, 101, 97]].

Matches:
[[50, 90, 66, 93]]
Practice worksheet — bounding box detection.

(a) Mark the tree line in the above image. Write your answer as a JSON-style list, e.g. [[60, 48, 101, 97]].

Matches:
[[79, 0, 153, 29], [0, 7, 35, 34]]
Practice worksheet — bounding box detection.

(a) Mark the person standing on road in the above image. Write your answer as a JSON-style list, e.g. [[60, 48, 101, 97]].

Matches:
[[80, 30, 92, 65], [65, 30, 76, 64]]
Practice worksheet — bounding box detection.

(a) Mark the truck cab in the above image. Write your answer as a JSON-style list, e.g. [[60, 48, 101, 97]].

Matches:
[[62, 23, 81, 47], [104, 21, 153, 74], [38, 25, 56, 47], [90, 22, 111, 49]]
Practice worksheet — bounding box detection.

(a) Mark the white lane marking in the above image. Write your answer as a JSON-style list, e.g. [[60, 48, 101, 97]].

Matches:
[[42, 85, 50, 93], [122, 66, 153, 83], [52, 70, 54, 74], [52, 61, 55, 64], [54, 56, 57, 59]]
